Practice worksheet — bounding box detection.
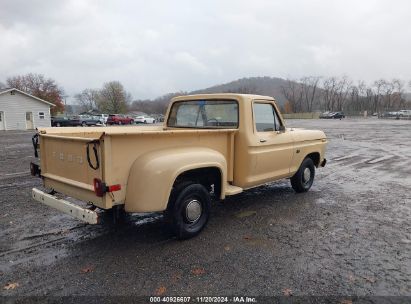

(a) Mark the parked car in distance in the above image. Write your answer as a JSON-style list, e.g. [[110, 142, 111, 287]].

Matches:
[[320, 111, 328, 119], [78, 115, 101, 127], [330, 112, 345, 119], [106, 114, 134, 125], [320, 111, 345, 119], [135, 115, 156, 124], [398, 110, 411, 117], [94, 114, 109, 124], [152, 114, 165, 122], [51, 116, 81, 127], [319, 111, 333, 119]]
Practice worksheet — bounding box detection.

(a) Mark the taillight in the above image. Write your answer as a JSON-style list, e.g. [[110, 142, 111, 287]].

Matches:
[[108, 184, 121, 192], [93, 178, 121, 197], [93, 178, 106, 197]]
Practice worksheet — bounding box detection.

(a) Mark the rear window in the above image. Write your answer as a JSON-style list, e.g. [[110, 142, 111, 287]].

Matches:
[[168, 100, 238, 128]]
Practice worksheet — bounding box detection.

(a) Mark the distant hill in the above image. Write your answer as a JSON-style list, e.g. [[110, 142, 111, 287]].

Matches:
[[131, 76, 291, 114], [190, 76, 288, 105]]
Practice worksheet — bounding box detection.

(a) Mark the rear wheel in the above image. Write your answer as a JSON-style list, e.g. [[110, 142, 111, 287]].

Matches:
[[291, 158, 315, 193], [56, 122, 61, 127], [118, 121, 122, 125], [130, 120, 134, 125], [167, 183, 211, 239], [82, 121, 87, 127]]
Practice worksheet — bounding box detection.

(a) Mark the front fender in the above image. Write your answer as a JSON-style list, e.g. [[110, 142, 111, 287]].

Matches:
[[124, 147, 227, 212]]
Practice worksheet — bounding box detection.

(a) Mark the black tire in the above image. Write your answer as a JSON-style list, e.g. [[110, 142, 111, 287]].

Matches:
[[167, 183, 211, 239], [56, 122, 61, 127], [291, 157, 315, 193], [82, 121, 87, 127], [118, 121, 122, 125], [130, 120, 134, 125]]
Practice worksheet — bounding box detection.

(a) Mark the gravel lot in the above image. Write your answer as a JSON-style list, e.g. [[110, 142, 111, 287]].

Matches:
[[0, 118, 410, 297]]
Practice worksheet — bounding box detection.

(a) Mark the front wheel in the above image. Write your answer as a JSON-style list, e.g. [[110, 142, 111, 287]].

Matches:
[[167, 183, 211, 239], [291, 158, 315, 193]]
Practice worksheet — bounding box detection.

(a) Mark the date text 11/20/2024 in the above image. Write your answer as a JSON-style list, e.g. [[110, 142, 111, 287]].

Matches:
[[149, 296, 257, 302]]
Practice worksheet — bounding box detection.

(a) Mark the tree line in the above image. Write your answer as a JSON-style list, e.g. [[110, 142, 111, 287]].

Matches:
[[281, 76, 411, 114], [1, 73, 133, 115], [74, 81, 131, 114], [2, 73, 411, 115]]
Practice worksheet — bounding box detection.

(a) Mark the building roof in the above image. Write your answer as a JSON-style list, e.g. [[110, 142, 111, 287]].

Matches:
[[0, 87, 55, 107], [79, 109, 101, 115]]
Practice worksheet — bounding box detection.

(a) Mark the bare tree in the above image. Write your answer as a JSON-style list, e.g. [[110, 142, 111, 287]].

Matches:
[[372, 79, 385, 113], [391, 79, 405, 109], [349, 84, 359, 112], [320, 77, 339, 111], [335, 76, 352, 111], [381, 80, 394, 110], [97, 81, 131, 114], [75, 89, 99, 112], [300, 76, 320, 112], [281, 79, 303, 112]]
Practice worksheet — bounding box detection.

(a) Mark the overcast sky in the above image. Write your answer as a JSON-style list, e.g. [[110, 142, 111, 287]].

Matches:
[[1, 0, 411, 101]]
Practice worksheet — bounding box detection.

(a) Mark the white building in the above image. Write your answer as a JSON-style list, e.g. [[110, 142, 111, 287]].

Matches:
[[0, 88, 54, 131]]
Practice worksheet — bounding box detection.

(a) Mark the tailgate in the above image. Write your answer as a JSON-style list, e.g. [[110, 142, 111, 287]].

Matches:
[[39, 133, 105, 206]]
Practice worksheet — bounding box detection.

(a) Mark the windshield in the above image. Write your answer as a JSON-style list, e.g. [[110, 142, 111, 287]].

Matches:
[[168, 100, 238, 128]]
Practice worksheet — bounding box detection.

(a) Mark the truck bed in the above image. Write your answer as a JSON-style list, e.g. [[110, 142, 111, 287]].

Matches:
[[37, 126, 236, 210]]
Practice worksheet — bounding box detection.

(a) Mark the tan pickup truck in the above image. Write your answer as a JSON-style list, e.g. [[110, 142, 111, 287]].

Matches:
[[30, 93, 327, 239]]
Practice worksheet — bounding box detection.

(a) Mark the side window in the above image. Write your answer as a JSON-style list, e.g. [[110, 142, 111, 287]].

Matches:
[[254, 103, 280, 132], [39, 112, 45, 120]]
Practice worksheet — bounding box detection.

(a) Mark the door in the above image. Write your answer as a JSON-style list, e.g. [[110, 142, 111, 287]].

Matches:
[[26, 112, 34, 129], [0, 111, 5, 130], [249, 101, 294, 184]]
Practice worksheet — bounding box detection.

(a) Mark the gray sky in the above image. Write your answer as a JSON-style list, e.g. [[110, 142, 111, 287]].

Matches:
[[1, 0, 411, 101]]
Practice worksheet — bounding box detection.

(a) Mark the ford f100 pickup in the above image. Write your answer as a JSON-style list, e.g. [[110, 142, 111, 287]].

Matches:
[[30, 93, 327, 239]]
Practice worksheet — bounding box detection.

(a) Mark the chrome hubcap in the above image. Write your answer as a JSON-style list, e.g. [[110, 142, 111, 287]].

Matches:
[[303, 167, 311, 183], [185, 199, 202, 222]]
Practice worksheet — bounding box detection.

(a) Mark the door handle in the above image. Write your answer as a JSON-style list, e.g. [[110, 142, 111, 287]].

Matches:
[[260, 139, 267, 143]]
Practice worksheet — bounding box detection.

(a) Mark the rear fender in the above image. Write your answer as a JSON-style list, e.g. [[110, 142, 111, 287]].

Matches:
[[125, 147, 227, 212]]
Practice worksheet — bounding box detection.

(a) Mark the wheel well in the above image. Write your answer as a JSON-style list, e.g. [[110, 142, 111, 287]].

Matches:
[[173, 167, 222, 198], [306, 152, 320, 167]]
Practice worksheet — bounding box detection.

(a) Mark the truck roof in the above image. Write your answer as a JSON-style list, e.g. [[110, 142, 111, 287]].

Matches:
[[171, 93, 275, 103]]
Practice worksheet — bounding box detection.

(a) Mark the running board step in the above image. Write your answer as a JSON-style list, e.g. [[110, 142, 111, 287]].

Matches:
[[225, 184, 243, 196]]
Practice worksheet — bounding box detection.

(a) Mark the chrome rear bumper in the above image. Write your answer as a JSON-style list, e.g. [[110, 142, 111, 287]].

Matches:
[[32, 188, 99, 224]]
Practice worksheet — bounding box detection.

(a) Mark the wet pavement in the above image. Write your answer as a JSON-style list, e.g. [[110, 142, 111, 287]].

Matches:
[[0, 118, 410, 297]]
